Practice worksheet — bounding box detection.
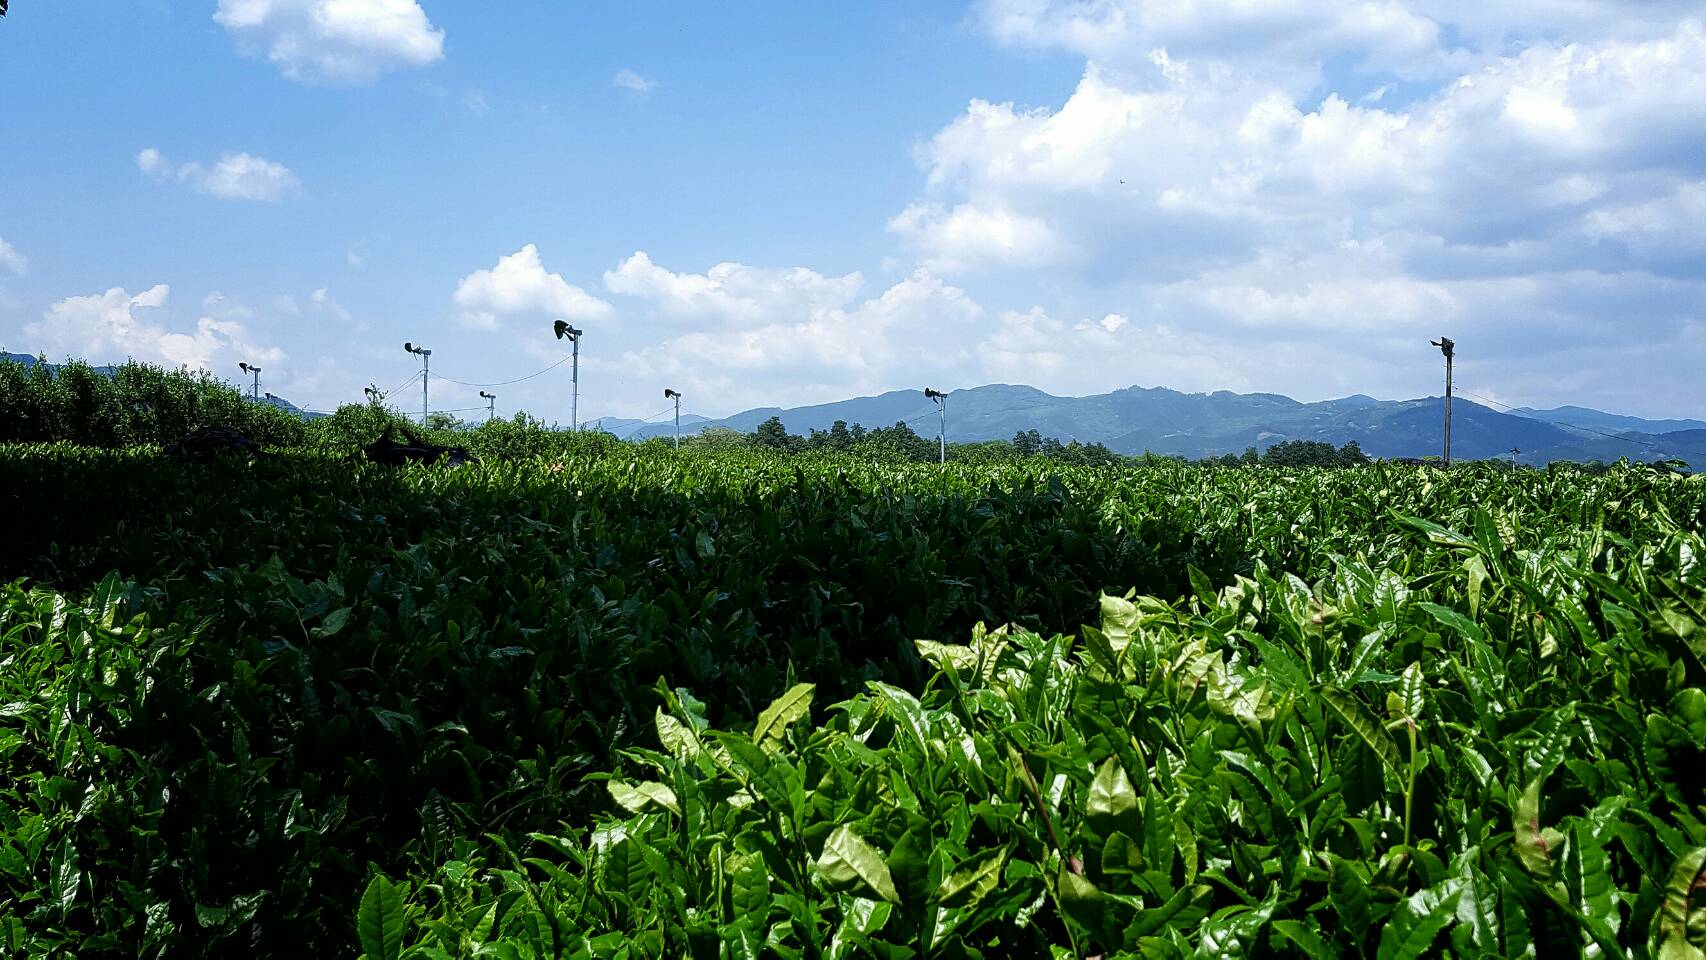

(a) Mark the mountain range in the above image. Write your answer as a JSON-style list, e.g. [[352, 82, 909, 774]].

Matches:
[[619, 383, 1706, 466], [6, 352, 1700, 465]]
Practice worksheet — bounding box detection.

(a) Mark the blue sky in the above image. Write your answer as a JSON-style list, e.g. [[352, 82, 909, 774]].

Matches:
[[2, 1, 1703, 425]]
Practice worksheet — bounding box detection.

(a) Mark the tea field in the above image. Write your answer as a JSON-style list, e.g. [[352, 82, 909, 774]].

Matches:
[[2, 446, 1704, 958]]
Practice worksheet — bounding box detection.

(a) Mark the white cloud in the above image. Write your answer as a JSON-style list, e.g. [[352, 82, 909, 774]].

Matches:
[[310, 287, 355, 325], [22, 284, 285, 373], [888, 202, 1066, 272], [971, 305, 1323, 400], [613, 69, 656, 94], [899, 21, 1706, 279], [462, 89, 490, 116], [1582, 181, 1706, 259], [863, 8, 1706, 416], [603, 251, 863, 325], [138, 148, 300, 202], [136, 148, 167, 177], [453, 244, 614, 329], [603, 264, 981, 414], [974, 0, 1697, 83], [215, 0, 444, 84], [0, 237, 24, 275]]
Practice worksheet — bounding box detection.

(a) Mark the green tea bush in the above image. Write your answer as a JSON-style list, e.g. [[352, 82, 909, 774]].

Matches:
[[0, 357, 306, 447], [0, 447, 1703, 956], [388, 518, 1706, 956]]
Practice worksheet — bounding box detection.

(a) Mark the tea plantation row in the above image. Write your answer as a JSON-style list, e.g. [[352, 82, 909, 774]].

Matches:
[[0, 446, 1702, 957]]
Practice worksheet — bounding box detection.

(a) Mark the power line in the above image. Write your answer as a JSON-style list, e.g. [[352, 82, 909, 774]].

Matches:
[[376, 372, 419, 401], [1458, 389, 1659, 449], [614, 406, 680, 438], [429, 355, 571, 388]]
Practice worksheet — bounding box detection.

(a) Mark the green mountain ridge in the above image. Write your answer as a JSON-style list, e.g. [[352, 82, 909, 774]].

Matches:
[[627, 382, 1704, 465], [6, 352, 1696, 465]]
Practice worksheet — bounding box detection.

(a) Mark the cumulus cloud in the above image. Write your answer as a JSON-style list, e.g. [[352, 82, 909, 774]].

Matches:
[[0, 237, 24, 275], [603, 252, 863, 325], [138, 148, 300, 202], [613, 69, 656, 94], [869, 6, 1706, 416], [22, 284, 285, 373], [888, 202, 1066, 272], [453, 244, 614, 329], [215, 0, 444, 84], [975, 0, 1696, 83], [910, 17, 1706, 279], [603, 261, 981, 413], [1581, 180, 1706, 261]]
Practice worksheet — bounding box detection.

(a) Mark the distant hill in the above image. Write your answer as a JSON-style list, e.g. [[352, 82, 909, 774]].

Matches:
[[1512, 405, 1706, 435], [8, 350, 1699, 464], [625, 383, 1705, 465], [590, 413, 709, 437]]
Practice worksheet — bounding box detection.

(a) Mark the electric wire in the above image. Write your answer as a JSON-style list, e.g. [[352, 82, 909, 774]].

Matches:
[[374, 372, 420, 402], [900, 408, 942, 429], [429, 355, 571, 388], [612, 405, 681, 438]]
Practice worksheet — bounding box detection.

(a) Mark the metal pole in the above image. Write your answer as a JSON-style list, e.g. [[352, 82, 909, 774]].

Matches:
[[673, 394, 680, 449], [938, 395, 946, 464], [1431, 337, 1454, 467], [923, 387, 947, 464], [422, 350, 430, 426], [251, 368, 259, 400], [1443, 350, 1453, 467], [571, 337, 579, 432]]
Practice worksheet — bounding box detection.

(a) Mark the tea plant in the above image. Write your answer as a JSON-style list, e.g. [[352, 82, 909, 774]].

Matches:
[[0, 446, 1702, 955], [380, 505, 1706, 957]]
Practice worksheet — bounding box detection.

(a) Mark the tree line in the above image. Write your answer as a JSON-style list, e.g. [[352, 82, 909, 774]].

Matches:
[[6, 356, 1668, 471]]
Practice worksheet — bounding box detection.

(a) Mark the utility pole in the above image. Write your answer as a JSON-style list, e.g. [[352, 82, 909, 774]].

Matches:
[[1430, 337, 1454, 466], [664, 388, 682, 448], [924, 387, 947, 464], [552, 321, 584, 430], [480, 391, 496, 422], [1510, 447, 1520, 468], [404, 342, 432, 425], [239, 362, 260, 400]]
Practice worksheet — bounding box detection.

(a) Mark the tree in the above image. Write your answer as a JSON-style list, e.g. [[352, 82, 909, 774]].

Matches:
[[1055, 439, 1121, 467], [858, 420, 936, 462], [753, 416, 796, 450], [1013, 429, 1043, 457], [685, 426, 750, 450], [949, 439, 1020, 465], [1261, 439, 1371, 468], [1261, 439, 1334, 467]]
